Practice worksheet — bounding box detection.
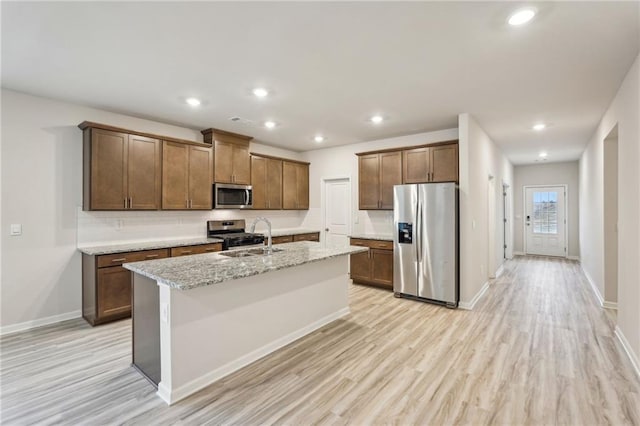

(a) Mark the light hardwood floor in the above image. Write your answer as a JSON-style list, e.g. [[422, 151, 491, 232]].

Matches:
[[1, 256, 639, 425]]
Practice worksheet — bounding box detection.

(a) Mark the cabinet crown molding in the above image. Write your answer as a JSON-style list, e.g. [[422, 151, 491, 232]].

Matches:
[[201, 128, 253, 145], [78, 121, 208, 147], [250, 152, 310, 166], [355, 139, 459, 156]]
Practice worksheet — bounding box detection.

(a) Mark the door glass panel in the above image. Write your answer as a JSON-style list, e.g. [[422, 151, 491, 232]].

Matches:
[[532, 191, 558, 234]]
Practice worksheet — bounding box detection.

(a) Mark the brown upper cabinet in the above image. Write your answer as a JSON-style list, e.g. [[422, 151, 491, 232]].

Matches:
[[403, 142, 458, 183], [162, 141, 213, 210], [282, 160, 310, 210], [357, 151, 402, 210], [82, 127, 161, 210], [201, 128, 252, 184], [251, 155, 283, 209]]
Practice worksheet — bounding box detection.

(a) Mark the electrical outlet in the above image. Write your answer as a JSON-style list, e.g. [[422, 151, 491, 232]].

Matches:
[[10, 224, 22, 236], [115, 219, 124, 229]]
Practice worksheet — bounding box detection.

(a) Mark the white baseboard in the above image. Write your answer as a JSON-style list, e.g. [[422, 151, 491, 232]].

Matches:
[[602, 301, 618, 310], [615, 326, 640, 380], [581, 267, 604, 307], [568, 255, 580, 261], [158, 307, 350, 405], [513, 251, 525, 256], [459, 281, 489, 310], [0, 310, 82, 336], [495, 264, 505, 278]]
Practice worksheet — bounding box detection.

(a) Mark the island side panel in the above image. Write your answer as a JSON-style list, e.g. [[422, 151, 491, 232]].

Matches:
[[132, 273, 161, 386], [158, 255, 349, 405]]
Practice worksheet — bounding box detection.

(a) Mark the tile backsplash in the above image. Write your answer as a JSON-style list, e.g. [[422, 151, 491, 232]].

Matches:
[[77, 207, 306, 247]]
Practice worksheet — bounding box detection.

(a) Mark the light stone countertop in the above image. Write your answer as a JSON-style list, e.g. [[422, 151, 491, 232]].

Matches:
[[349, 233, 394, 241], [78, 237, 225, 256], [123, 241, 367, 290]]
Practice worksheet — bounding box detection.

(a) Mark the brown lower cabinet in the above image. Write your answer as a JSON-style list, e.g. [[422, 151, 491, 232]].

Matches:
[[82, 243, 222, 326], [349, 238, 393, 289], [268, 232, 320, 245]]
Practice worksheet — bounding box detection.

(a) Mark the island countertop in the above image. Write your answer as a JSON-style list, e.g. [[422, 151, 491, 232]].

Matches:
[[123, 241, 367, 290]]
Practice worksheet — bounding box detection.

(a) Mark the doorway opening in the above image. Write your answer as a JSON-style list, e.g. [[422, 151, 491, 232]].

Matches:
[[322, 177, 352, 247], [603, 125, 618, 309], [524, 185, 568, 257]]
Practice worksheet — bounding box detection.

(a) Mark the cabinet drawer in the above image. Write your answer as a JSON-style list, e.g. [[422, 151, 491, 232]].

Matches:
[[97, 248, 170, 268], [271, 235, 294, 245], [170, 243, 222, 257], [293, 233, 320, 242], [350, 238, 393, 250]]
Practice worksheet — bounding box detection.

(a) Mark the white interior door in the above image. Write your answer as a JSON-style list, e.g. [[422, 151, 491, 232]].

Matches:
[[324, 178, 351, 247], [525, 186, 566, 257]]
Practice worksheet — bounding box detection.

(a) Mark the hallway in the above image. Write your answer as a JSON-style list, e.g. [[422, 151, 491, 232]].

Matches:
[[1, 256, 639, 424]]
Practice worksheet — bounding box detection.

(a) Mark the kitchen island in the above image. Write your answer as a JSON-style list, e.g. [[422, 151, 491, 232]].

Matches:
[[123, 241, 367, 405]]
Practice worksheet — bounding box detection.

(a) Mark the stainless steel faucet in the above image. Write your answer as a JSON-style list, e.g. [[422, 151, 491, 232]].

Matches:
[[249, 217, 273, 254]]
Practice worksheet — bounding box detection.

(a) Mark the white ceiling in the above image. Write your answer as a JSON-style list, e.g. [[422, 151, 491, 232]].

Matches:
[[2, 2, 638, 164]]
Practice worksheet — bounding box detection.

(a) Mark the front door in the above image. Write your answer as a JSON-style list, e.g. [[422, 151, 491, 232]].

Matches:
[[324, 178, 351, 247], [525, 186, 566, 257]]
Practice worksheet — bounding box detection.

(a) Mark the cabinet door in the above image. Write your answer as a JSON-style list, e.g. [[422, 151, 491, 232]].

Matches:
[[403, 147, 430, 184], [251, 156, 268, 209], [370, 249, 393, 288], [188, 146, 213, 209], [358, 154, 380, 210], [430, 144, 458, 183], [97, 266, 131, 320], [296, 163, 309, 209], [379, 151, 402, 209], [266, 158, 283, 209], [282, 161, 298, 209], [128, 135, 161, 210], [162, 141, 189, 209], [232, 145, 251, 184], [350, 250, 371, 282], [214, 140, 234, 183], [90, 129, 128, 210]]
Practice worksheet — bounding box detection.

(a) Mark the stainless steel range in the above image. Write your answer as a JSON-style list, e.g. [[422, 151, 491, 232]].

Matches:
[[207, 219, 265, 250]]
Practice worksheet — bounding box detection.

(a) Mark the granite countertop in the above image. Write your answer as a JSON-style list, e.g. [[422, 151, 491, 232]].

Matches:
[[123, 241, 367, 290], [78, 237, 224, 256], [349, 233, 394, 241], [260, 228, 320, 237]]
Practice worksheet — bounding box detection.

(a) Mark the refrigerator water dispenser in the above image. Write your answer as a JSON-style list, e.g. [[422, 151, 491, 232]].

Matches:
[[398, 222, 413, 244]]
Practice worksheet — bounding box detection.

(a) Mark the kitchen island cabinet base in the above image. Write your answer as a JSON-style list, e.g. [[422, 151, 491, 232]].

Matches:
[[132, 256, 350, 405]]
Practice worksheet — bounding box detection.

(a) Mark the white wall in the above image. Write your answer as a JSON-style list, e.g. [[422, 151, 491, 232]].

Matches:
[[0, 89, 303, 330], [458, 113, 514, 305], [579, 53, 640, 361], [300, 129, 459, 236], [512, 162, 580, 258]]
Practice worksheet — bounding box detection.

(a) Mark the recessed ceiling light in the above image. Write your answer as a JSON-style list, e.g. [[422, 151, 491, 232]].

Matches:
[[253, 88, 269, 98], [508, 8, 536, 26], [264, 121, 276, 129], [370, 115, 384, 124], [314, 135, 325, 143], [185, 97, 201, 107], [539, 151, 548, 158], [533, 123, 546, 131]]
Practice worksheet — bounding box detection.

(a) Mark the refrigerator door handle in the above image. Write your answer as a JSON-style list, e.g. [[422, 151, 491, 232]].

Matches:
[[416, 195, 421, 262]]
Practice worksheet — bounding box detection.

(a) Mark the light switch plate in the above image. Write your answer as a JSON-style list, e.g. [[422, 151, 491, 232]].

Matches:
[[10, 224, 22, 236]]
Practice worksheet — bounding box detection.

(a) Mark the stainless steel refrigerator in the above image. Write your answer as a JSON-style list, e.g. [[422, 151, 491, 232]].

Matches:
[[393, 182, 459, 307]]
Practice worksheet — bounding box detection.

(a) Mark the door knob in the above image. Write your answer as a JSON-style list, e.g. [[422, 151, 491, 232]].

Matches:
[[325, 228, 329, 232]]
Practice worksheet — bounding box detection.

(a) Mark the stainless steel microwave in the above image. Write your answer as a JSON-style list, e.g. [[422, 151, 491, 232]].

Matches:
[[213, 183, 253, 209]]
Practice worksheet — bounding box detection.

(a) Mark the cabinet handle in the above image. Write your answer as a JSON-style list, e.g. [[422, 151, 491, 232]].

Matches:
[[145, 254, 159, 259], [186, 200, 189, 208], [129, 197, 132, 209], [111, 258, 127, 263], [189, 199, 193, 208], [205, 247, 218, 252], [124, 198, 127, 209]]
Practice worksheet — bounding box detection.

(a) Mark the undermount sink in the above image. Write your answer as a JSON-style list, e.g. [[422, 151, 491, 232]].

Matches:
[[219, 247, 284, 258]]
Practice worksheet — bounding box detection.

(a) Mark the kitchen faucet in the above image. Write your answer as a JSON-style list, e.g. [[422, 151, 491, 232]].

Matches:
[[249, 217, 273, 254]]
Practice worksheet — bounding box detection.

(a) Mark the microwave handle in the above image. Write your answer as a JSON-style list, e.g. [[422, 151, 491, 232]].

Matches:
[[245, 189, 249, 205]]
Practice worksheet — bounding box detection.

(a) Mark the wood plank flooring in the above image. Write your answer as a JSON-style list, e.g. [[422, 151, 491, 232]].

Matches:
[[1, 256, 639, 425]]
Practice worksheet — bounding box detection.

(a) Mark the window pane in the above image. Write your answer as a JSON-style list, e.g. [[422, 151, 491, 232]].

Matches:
[[532, 191, 558, 235]]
